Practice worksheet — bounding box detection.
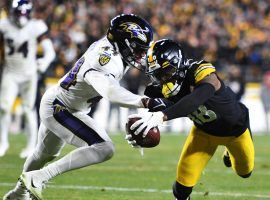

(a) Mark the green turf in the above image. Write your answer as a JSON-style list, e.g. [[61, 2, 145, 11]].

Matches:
[[0, 133, 269, 200]]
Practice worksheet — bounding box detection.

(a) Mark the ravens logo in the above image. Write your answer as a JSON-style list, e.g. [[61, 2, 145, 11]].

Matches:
[[99, 54, 111, 66]]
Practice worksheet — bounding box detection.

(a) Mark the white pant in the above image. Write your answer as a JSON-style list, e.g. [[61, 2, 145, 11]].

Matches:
[[0, 72, 37, 112], [37, 86, 112, 154], [0, 71, 38, 148]]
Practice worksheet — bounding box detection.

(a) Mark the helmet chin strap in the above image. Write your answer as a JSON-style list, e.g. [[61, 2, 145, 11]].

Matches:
[[162, 82, 181, 98], [170, 82, 181, 96], [163, 51, 186, 97]]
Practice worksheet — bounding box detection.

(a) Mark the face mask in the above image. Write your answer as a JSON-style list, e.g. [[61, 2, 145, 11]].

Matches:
[[18, 16, 29, 27], [162, 82, 181, 98]]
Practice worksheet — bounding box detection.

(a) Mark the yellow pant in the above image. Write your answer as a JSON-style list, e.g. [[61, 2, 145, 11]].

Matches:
[[177, 126, 255, 187]]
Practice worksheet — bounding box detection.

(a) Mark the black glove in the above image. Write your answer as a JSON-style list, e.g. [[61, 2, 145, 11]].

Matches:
[[143, 98, 174, 112]]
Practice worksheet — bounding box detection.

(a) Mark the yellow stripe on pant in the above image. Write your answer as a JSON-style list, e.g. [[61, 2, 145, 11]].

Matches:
[[176, 126, 254, 187]]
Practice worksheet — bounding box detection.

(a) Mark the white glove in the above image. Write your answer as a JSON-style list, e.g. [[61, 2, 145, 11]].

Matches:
[[124, 134, 141, 148], [129, 111, 164, 137]]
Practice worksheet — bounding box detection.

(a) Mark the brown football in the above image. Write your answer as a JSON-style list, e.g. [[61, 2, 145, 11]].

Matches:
[[125, 117, 160, 148]]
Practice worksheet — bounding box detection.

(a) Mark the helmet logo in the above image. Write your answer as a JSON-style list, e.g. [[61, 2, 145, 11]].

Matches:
[[120, 22, 148, 42], [12, 0, 32, 13]]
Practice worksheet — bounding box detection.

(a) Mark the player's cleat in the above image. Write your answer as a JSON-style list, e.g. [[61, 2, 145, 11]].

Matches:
[[223, 150, 232, 168], [20, 147, 35, 159], [175, 197, 190, 200], [0, 144, 9, 157], [19, 171, 45, 200], [3, 180, 30, 200]]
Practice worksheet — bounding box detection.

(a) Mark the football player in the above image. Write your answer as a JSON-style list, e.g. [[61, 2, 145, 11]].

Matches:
[[0, 0, 56, 158], [3, 14, 168, 200], [128, 39, 254, 200]]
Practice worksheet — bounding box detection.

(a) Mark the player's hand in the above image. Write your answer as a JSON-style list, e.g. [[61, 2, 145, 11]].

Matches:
[[125, 134, 141, 148], [148, 98, 173, 112], [141, 98, 173, 112], [128, 112, 164, 137]]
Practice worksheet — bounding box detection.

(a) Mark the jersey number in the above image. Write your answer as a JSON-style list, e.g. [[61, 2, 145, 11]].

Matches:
[[60, 57, 85, 90], [6, 38, 28, 58], [188, 105, 217, 125]]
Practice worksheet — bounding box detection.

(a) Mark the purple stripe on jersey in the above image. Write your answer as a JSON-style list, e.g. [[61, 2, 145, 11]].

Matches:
[[53, 99, 104, 146]]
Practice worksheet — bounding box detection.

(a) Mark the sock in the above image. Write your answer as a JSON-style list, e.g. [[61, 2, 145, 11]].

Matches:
[[0, 111, 11, 146], [24, 108, 38, 149], [23, 151, 55, 172], [39, 141, 114, 182]]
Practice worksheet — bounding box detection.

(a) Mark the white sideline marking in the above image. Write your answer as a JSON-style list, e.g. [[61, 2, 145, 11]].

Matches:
[[1, 182, 270, 199]]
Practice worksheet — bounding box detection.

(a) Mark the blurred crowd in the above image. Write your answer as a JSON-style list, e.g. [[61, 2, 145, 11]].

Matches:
[[1, 0, 270, 133], [1, 0, 270, 81]]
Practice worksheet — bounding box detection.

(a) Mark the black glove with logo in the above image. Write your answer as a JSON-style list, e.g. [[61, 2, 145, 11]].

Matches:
[[142, 98, 174, 112]]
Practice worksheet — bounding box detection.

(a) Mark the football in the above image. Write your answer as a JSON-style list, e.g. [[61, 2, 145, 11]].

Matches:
[[125, 117, 160, 148]]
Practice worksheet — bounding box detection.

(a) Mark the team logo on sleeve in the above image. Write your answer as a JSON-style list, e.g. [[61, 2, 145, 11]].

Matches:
[[99, 53, 111, 66]]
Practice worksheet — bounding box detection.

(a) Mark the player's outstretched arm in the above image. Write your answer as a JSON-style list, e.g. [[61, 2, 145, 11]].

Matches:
[[37, 35, 56, 73], [84, 70, 146, 108], [0, 32, 4, 84], [162, 73, 220, 121], [129, 73, 221, 136]]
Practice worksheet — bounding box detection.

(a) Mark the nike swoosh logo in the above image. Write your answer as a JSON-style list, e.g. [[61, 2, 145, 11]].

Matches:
[[153, 99, 165, 109], [31, 178, 37, 188]]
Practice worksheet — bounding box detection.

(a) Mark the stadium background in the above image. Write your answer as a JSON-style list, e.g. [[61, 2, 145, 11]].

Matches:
[[1, 0, 270, 133], [1, 1, 270, 200]]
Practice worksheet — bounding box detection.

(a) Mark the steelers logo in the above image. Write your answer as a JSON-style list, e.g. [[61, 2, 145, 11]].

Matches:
[[99, 54, 111, 66]]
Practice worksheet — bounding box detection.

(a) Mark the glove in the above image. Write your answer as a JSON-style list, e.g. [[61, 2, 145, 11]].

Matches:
[[148, 98, 173, 112], [129, 111, 164, 137], [141, 98, 173, 112], [125, 134, 141, 148]]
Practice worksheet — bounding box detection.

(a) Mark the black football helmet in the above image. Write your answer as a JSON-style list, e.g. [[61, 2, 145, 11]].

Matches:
[[11, 0, 32, 27], [107, 14, 153, 71], [146, 39, 187, 96]]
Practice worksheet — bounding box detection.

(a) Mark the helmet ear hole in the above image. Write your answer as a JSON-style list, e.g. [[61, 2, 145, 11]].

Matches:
[[179, 71, 185, 78]]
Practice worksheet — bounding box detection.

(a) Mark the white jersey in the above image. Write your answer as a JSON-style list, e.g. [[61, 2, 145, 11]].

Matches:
[[55, 37, 143, 112], [0, 18, 48, 76]]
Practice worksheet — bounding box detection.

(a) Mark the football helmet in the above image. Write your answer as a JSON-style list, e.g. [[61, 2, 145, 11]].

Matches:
[[11, 0, 32, 27], [107, 14, 153, 71], [146, 39, 187, 97]]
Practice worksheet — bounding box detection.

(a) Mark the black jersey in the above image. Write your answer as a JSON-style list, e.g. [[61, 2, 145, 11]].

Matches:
[[145, 60, 249, 137]]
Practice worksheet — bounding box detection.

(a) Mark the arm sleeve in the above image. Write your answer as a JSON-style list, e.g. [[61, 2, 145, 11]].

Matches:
[[37, 38, 56, 73], [162, 83, 215, 120], [0, 32, 4, 83], [84, 70, 144, 108]]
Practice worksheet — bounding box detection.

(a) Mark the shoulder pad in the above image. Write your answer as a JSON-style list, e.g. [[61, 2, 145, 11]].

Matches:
[[32, 19, 48, 37], [192, 60, 216, 83]]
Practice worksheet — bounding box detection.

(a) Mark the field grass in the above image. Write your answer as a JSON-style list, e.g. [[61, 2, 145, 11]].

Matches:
[[0, 133, 269, 200]]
